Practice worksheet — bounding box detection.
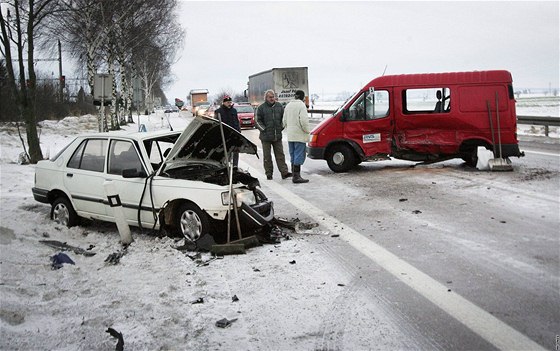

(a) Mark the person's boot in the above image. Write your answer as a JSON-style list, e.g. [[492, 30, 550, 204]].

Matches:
[[281, 168, 292, 179], [292, 165, 309, 183]]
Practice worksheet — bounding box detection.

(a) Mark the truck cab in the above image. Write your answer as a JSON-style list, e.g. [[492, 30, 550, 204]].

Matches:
[[308, 70, 524, 172]]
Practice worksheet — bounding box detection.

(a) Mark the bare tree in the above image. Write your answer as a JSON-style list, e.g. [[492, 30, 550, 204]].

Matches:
[[0, 0, 62, 163]]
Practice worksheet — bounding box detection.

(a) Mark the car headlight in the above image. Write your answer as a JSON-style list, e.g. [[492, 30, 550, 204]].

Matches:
[[221, 190, 256, 206]]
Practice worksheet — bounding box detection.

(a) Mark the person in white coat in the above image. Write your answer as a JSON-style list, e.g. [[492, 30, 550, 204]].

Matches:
[[283, 90, 310, 183]]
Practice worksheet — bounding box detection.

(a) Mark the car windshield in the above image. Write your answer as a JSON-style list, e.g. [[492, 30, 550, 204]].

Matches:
[[236, 105, 254, 113]]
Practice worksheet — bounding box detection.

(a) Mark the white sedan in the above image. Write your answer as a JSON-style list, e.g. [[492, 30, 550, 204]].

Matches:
[[32, 117, 274, 243]]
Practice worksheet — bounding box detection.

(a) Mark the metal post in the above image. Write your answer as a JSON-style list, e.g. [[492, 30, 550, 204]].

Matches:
[[58, 40, 63, 102]]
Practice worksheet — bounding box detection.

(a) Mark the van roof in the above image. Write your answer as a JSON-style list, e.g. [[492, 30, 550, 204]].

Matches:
[[367, 70, 512, 88]]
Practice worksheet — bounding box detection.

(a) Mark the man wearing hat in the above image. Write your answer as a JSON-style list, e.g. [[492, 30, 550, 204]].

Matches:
[[215, 95, 240, 167], [283, 90, 311, 183]]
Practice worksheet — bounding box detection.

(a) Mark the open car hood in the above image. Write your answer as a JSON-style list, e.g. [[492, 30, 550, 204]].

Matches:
[[161, 116, 257, 171]]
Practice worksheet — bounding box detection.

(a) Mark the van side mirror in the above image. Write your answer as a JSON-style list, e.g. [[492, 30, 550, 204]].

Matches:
[[341, 109, 349, 121]]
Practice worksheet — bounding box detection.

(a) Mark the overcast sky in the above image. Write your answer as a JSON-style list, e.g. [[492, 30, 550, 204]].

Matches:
[[167, 1, 558, 101]]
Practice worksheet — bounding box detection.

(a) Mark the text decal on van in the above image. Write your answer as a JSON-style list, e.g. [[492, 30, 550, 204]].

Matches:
[[363, 133, 381, 143]]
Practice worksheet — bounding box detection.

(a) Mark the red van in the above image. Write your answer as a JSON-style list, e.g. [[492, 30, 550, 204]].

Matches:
[[307, 70, 524, 172]]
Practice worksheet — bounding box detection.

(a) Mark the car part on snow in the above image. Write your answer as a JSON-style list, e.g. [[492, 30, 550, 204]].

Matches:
[[215, 317, 238, 328], [40, 240, 96, 257], [104, 249, 128, 265], [106, 327, 124, 351]]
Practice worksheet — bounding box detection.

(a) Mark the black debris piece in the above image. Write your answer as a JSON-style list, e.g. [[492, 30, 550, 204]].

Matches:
[[232, 295, 239, 302], [106, 327, 124, 351], [40, 240, 96, 257], [215, 318, 238, 328], [331, 234, 340, 238], [50, 252, 75, 270], [337, 283, 345, 287], [412, 210, 422, 214], [399, 198, 408, 202], [191, 297, 204, 304], [289, 260, 296, 265], [105, 249, 128, 265]]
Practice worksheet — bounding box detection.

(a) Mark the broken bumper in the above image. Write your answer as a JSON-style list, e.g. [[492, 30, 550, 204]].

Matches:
[[239, 200, 274, 227]]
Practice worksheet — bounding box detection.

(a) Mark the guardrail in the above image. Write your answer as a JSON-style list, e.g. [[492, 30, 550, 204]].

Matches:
[[308, 110, 560, 137], [517, 116, 560, 136]]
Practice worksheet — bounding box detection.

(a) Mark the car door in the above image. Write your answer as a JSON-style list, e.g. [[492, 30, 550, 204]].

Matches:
[[63, 138, 108, 218], [342, 89, 392, 156], [105, 138, 162, 227]]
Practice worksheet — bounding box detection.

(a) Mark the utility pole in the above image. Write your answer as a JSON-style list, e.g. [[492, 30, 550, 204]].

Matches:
[[58, 40, 63, 101]]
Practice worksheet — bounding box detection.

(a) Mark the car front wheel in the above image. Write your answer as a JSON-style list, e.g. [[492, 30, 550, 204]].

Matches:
[[326, 144, 356, 173], [175, 203, 209, 242], [51, 196, 79, 227]]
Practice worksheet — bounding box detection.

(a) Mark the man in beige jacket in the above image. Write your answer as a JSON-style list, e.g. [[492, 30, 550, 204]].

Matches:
[[283, 90, 310, 183]]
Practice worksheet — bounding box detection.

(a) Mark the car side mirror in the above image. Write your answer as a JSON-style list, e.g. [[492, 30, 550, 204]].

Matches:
[[122, 168, 147, 178], [341, 109, 349, 121]]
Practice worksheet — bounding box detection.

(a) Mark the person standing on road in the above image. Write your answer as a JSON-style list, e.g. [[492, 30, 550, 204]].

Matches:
[[256, 89, 292, 180], [215, 95, 240, 167], [283, 90, 310, 183]]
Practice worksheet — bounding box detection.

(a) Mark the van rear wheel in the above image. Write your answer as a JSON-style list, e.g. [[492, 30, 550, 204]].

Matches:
[[462, 148, 478, 168], [327, 144, 356, 173]]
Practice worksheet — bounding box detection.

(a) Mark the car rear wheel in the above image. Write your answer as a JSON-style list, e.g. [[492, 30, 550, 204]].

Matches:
[[326, 144, 356, 173], [175, 203, 209, 242], [51, 196, 79, 227]]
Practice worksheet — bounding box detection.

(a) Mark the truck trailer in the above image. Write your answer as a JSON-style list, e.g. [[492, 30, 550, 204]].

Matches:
[[189, 89, 209, 115], [246, 67, 309, 107]]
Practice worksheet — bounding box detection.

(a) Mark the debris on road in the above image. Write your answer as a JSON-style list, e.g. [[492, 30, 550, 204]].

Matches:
[[215, 317, 238, 328], [106, 327, 124, 351], [40, 240, 96, 257], [104, 248, 128, 265], [50, 252, 75, 270], [191, 297, 204, 304]]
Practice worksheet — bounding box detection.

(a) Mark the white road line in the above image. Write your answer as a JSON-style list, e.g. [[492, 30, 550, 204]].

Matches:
[[523, 149, 559, 157], [242, 162, 545, 351]]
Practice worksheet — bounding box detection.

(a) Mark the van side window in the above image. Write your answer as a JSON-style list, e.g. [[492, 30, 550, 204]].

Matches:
[[366, 90, 389, 119], [403, 87, 451, 114], [348, 90, 389, 121]]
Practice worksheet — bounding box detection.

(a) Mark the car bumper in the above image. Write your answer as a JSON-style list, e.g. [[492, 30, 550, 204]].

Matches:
[[32, 187, 50, 204], [307, 146, 325, 160], [240, 200, 274, 227]]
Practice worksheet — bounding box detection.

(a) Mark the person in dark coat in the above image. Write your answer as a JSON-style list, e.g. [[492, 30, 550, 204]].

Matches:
[[214, 95, 240, 167], [256, 89, 291, 180]]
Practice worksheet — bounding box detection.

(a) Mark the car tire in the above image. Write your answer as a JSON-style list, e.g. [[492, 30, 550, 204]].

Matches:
[[175, 202, 209, 242], [326, 144, 356, 173], [51, 196, 79, 227]]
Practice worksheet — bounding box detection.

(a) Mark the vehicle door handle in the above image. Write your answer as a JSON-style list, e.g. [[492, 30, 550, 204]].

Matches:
[[66, 173, 73, 178]]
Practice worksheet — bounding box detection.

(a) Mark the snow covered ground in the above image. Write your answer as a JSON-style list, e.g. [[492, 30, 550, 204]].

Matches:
[[0, 98, 558, 350]]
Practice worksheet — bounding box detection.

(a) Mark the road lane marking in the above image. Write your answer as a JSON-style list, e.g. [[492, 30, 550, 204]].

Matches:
[[241, 162, 545, 350], [523, 150, 559, 157]]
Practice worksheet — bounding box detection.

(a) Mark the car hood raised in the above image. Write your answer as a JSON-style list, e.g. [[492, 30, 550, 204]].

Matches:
[[161, 116, 257, 170]]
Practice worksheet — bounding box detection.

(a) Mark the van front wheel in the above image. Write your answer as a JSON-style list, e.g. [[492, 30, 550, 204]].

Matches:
[[327, 144, 356, 173]]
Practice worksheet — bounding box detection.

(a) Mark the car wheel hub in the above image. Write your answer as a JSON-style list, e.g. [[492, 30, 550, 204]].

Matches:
[[53, 204, 69, 226], [180, 210, 202, 241], [333, 152, 345, 165]]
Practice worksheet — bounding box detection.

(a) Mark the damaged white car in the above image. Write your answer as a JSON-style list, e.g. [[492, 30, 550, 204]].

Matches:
[[32, 116, 274, 242]]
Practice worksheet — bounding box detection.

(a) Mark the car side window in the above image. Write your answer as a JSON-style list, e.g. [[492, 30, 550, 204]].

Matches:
[[108, 140, 143, 176], [67, 139, 107, 172]]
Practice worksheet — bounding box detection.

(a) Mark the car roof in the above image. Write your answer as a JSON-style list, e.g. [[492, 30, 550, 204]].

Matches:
[[75, 129, 180, 142]]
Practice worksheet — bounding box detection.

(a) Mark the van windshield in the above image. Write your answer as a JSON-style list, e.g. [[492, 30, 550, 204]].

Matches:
[[334, 90, 362, 116]]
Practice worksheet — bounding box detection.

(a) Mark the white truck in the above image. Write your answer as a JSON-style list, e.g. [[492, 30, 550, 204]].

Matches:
[[246, 67, 309, 107], [189, 89, 209, 115]]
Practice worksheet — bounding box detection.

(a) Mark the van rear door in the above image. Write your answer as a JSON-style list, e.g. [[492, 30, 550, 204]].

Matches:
[[343, 89, 392, 156]]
